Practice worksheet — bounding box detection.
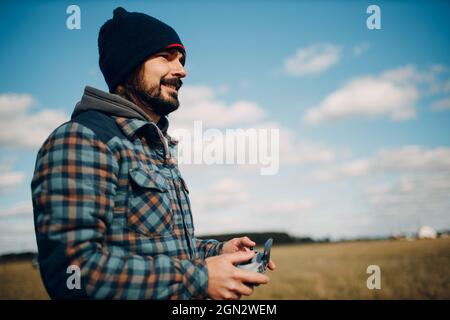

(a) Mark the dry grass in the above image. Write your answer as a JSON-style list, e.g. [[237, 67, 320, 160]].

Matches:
[[247, 238, 450, 299], [0, 259, 48, 300], [1, 238, 449, 299]]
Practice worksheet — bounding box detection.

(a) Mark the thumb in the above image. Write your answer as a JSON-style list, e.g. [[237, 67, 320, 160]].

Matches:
[[228, 250, 255, 264]]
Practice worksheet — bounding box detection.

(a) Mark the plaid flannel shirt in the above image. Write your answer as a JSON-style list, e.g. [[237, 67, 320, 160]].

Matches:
[[31, 109, 223, 299]]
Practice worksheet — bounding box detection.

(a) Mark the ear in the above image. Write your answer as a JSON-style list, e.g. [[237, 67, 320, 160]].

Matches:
[[114, 84, 131, 98], [114, 85, 125, 95]]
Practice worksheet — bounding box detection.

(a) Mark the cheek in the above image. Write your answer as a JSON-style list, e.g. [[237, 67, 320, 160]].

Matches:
[[143, 61, 170, 85], [141, 74, 160, 90]]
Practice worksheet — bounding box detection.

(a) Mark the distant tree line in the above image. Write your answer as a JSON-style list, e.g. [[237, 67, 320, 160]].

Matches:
[[0, 232, 332, 262], [3, 230, 448, 262], [0, 252, 37, 262], [197, 232, 330, 246]]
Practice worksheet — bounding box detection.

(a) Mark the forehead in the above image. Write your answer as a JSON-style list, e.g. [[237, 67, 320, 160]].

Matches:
[[159, 47, 185, 59]]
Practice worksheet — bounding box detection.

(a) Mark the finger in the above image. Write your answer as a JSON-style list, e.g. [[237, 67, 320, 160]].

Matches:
[[233, 283, 254, 297], [268, 259, 276, 271], [223, 291, 240, 300], [240, 237, 256, 248], [227, 251, 255, 264], [235, 269, 270, 285]]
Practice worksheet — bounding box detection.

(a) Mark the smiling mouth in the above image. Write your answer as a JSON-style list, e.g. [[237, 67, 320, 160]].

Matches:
[[162, 84, 178, 91]]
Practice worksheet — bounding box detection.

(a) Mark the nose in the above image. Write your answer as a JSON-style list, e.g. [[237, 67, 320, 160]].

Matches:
[[171, 60, 187, 79]]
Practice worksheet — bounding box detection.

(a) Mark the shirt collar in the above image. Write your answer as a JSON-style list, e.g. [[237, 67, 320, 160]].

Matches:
[[114, 116, 178, 146]]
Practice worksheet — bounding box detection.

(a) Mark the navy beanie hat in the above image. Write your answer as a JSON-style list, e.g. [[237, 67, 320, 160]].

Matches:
[[98, 7, 185, 92]]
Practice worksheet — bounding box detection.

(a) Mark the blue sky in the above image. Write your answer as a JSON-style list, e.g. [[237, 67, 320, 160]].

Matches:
[[1, 1, 449, 253]]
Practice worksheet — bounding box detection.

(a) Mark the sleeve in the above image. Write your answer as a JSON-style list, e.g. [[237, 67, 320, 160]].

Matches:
[[195, 238, 224, 259], [31, 122, 209, 300]]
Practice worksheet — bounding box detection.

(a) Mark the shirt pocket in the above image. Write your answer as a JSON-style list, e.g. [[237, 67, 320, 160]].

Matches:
[[127, 165, 174, 237]]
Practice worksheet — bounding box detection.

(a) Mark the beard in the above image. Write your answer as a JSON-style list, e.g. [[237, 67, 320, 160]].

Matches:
[[126, 75, 183, 117]]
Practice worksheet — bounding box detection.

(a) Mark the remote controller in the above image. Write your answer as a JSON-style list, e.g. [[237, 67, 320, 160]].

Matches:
[[236, 238, 273, 273]]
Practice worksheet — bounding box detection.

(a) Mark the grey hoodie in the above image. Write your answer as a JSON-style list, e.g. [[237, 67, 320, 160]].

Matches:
[[71, 86, 173, 159]]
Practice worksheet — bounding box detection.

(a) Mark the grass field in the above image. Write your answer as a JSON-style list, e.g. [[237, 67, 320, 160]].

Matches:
[[1, 238, 449, 300]]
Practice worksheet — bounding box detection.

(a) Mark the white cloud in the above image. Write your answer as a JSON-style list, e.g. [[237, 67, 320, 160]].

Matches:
[[0, 202, 32, 217], [284, 43, 341, 76], [384, 174, 449, 200], [229, 199, 314, 234], [366, 174, 450, 208], [0, 93, 67, 149], [305, 145, 450, 236], [430, 64, 448, 74], [0, 94, 34, 115], [169, 104, 324, 235], [309, 145, 450, 182], [373, 146, 450, 172], [174, 85, 266, 128], [353, 42, 370, 56], [304, 66, 420, 124], [0, 221, 37, 254], [193, 197, 314, 236], [280, 133, 337, 166], [340, 159, 371, 177], [250, 200, 313, 216], [365, 172, 450, 234], [172, 85, 339, 171], [191, 178, 249, 212], [241, 120, 338, 166], [431, 97, 450, 111], [414, 65, 450, 95], [0, 171, 25, 193]]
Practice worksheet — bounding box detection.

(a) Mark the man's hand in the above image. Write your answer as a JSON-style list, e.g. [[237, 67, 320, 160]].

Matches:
[[205, 251, 269, 300], [222, 237, 276, 271], [222, 236, 255, 254]]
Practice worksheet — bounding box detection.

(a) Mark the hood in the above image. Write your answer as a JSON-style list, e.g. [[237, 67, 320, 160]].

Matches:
[[72, 86, 173, 159], [72, 86, 170, 134]]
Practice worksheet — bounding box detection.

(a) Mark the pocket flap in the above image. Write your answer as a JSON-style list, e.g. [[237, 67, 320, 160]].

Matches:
[[129, 167, 168, 192]]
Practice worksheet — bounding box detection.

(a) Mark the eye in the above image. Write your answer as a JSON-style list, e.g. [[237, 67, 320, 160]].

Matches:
[[157, 51, 185, 66]]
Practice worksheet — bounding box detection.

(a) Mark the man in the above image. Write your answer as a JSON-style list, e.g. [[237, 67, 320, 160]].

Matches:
[[31, 7, 274, 300]]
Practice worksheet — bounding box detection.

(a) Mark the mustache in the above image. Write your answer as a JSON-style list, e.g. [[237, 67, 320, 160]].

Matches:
[[160, 78, 183, 90]]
